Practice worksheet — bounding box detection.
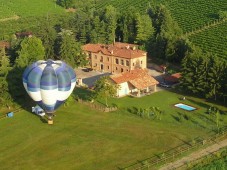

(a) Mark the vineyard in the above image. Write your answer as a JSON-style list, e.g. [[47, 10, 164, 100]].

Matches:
[[95, 0, 151, 13], [96, 0, 227, 33], [165, 0, 227, 32], [189, 21, 227, 59], [95, 0, 227, 59]]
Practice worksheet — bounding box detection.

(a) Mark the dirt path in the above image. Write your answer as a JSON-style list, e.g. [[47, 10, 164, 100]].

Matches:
[[159, 138, 227, 170]]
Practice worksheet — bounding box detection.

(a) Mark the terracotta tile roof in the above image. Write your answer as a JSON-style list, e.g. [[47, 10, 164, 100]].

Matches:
[[164, 73, 181, 83], [82, 43, 146, 59], [15, 31, 33, 38], [0, 41, 10, 48], [113, 42, 138, 49], [110, 69, 159, 90]]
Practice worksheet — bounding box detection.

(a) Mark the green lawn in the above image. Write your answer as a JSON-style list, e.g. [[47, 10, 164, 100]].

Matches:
[[0, 89, 227, 170], [0, 0, 66, 36], [0, 0, 64, 19]]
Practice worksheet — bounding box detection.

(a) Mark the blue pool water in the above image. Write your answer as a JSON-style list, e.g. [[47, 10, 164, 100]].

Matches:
[[174, 103, 196, 111]]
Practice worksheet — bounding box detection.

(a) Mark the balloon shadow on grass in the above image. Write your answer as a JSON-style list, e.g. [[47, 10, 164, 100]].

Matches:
[[6, 66, 35, 112]]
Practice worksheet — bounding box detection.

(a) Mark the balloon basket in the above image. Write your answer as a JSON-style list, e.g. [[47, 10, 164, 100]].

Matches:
[[48, 119, 53, 125]]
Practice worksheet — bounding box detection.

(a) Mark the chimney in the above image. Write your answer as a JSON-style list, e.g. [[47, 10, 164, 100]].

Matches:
[[113, 36, 115, 45]]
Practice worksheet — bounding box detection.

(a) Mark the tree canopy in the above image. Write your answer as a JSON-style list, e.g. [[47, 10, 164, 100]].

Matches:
[[93, 76, 118, 107], [15, 36, 45, 68]]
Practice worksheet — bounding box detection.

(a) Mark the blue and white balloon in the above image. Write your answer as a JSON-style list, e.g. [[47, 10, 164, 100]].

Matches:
[[22, 59, 76, 116]]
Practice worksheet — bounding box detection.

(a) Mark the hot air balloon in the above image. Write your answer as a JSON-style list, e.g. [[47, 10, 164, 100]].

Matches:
[[22, 59, 76, 124]]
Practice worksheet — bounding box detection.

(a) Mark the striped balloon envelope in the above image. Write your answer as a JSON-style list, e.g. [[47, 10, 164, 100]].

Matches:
[[22, 59, 76, 115]]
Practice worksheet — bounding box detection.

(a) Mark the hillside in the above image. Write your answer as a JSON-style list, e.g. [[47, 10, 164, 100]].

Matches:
[[0, 0, 65, 37], [189, 21, 227, 59], [95, 0, 227, 59], [165, 0, 227, 32], [0, 0, 64, 19]]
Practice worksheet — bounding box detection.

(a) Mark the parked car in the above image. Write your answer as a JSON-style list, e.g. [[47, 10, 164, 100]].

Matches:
[[83, 68, 93, 72], [32, 105, 45, 117], [159, 82, 172, 88]]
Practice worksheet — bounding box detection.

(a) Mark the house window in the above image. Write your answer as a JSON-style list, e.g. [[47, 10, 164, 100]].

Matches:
[[126, 60, 129, 66], [133, 63, 135, 66], [116, 58, 119, 64], [100, 56, 103, 62], [116, 67, 118, 70], [141, 60, 143, 64], [108, 66, 110, 69], [121, 59, 124, 65], [107, 57, 109, 62], [121, 68, 124, 72], [95, 55, 97, 59]]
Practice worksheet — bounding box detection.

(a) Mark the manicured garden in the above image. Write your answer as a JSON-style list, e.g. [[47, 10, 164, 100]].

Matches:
[[1, 89, 227, 170]]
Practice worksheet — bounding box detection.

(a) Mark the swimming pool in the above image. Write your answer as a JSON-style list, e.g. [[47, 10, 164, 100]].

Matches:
[[174, 103, 197, 111]]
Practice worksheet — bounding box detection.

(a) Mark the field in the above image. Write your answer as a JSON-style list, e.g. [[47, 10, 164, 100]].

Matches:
[[0, 0, 65, 37], [0, 0, 64, 19], [1, 89, 227, 170]]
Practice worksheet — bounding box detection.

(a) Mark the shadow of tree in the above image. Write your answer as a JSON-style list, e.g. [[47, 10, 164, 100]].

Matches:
[[171, 114, 181, 122], [186, 98, 210, 110], [127, 106, 139, 115], [73, 87, 93, 101]]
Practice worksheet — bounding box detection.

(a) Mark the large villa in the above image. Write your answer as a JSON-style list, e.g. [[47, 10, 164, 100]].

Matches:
[[82, 42, 147, 74], [81, 42, 160, 97]]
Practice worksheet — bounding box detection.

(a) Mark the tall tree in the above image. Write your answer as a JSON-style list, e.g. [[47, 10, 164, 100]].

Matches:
[[58, 29, 87, 67], [180, 47, 208, 95], [117, 6, 137, 43], [220, 62, 227, 103], [165, 38, 193, 63], [102, 5, 117, 44], [15, 36, 45, 68], [150, 4, 183, 61], [37, 21, 57, 59], [93, 76, 117, 107], [0, 48, 11, 107], [206, 55, 225, 101], [135, 13, 154, 46], [57, 0, 73, 9]]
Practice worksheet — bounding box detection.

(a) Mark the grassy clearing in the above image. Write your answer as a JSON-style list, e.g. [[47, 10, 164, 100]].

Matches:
[[0, 0, 64, 18], [0, 89, 227, 169], [98, 90, 227, 129], [0, 0, 66, 37]]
